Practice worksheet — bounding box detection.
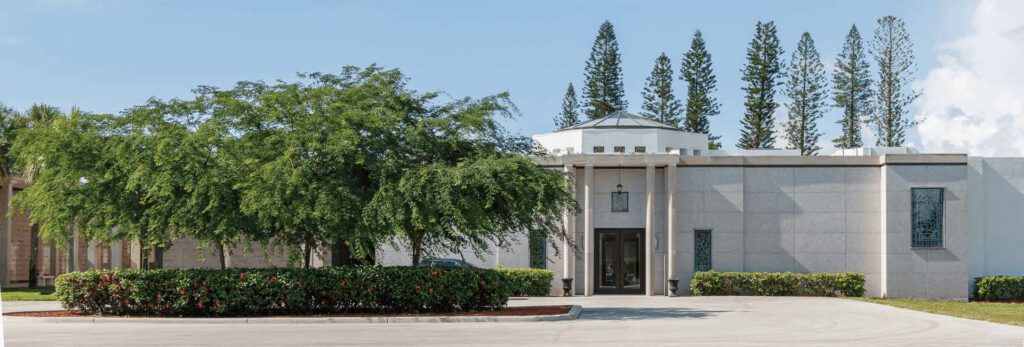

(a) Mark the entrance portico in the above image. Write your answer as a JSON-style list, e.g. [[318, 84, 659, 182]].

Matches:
[[548, 153, 685, 296]]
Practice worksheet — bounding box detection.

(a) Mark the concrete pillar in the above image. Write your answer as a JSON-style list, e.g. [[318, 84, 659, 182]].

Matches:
[[665, 164, 678, 295], [879, 164, 888, 297], [583, 164, 594, 296], [645, 164, 656, 296], [111, 239, 123, 269], [129, 239, 142, 269], [86, 240, 98, 269], [562, 164, 576, 294], [71, 226, 80, 272]]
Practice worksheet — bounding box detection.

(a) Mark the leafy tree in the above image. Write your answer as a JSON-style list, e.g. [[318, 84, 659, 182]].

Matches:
[[555, 83, 581, 129], [783, 32, 827, 156], [221, 71, 380, 269], [118, 96, 257, 269], [737, 21, 785, 149], [870, 15, 920, 147], [640, 53, 682, 126], [680, 30, 722, 149], [13, 109, 172, 265], [832, 24, 873, 149], [583, 20, 627, 119], [357, 73, 578, 266]]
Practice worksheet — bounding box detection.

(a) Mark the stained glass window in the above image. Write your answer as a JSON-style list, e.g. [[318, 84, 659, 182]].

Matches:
[[911, 188, 944, 248], [694, 230, 712, 272], [611, 192, 629, 212]]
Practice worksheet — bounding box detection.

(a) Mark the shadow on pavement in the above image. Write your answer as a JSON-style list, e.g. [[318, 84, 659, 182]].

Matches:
[[579, 307, 726, 321]]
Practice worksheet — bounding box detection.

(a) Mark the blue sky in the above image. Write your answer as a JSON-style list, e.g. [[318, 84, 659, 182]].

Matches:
[[0, 0, 982, 150]]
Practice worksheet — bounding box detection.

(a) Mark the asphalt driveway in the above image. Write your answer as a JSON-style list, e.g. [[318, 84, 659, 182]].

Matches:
[[3, 296, 1023, 346]]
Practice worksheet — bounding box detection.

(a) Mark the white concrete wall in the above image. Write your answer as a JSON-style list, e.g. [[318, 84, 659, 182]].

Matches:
[[672, 166, 885, 296], [881, 164, 969, 299], [968, 158, 1024, 282], [377, 235, 531, 269], [533, 128, 708, 155]]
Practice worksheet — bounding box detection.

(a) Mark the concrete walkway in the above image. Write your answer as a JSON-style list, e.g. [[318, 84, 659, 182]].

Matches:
[[4, 296, 1024, 346]]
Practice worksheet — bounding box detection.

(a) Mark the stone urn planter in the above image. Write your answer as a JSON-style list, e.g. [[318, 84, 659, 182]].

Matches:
[[561, 278, 574, 296], [667, 278, 680, 296]]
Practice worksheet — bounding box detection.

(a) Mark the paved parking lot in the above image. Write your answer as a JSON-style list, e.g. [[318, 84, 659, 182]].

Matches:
[[4, 296, 1024, 346]]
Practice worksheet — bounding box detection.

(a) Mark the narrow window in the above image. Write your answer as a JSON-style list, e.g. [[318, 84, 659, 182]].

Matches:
[[679, 148, 688, 156], [634, 146, 646, 153], [592, 146, 605, 153], [528, 230, 547, 269], [911, 188, 944, 248], [613, 146, 625, 153], [694, 230, 712, 272], [693, 149, 702, 156], [611, 192, 629, 212]]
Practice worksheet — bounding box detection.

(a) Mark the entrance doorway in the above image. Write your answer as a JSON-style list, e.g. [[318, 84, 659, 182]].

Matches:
[[595, 228, 644, 294]]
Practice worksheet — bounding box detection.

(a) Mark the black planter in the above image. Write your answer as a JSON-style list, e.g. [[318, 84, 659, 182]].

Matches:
[[667, 278, 680, 296], [561, 278, 574, 296]]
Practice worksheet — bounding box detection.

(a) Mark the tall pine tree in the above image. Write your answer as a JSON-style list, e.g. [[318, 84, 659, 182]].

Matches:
[[783, 32, 826, 156], [555, 83, 581, 129], [832, 24, 873, 149], [583, 20, 627, 119], [870, 16, 920, 147], [640, 53, 682, 126], [680, 30, 722, 149], [737, 21, 784, 149]]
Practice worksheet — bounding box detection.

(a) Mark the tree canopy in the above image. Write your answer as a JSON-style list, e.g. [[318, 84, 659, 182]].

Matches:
[[11, 66, 577, 268]]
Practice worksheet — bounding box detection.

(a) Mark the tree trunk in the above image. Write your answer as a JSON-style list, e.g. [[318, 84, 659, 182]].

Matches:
[[217, 242, 227, 270], [410, 229, 425, 267], [140, 247, 149, 270]]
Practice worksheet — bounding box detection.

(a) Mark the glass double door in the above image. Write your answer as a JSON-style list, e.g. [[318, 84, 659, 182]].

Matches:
[[595, 229, 644, 294]]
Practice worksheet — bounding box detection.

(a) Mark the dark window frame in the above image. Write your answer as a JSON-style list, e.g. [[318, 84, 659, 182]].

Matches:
[[694, 229, 712, 272], [634, 146, 646, 153], [593, 146, 605, 153], [911, 187, 944, 248], [613, 146, 625, 153]]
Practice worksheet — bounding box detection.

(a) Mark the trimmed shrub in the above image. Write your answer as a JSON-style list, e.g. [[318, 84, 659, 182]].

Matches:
[[690, 271, 864, 297], [497, 268, 553, 296], [55, 266, 509, 316], [974, 276, 1024, 301]]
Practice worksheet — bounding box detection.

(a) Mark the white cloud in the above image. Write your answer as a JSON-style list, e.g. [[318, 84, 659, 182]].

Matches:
[[916, 0, 1024, 156]]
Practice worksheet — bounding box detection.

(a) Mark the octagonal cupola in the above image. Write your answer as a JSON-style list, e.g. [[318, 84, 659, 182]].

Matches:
[[532, 111, 709, 156]]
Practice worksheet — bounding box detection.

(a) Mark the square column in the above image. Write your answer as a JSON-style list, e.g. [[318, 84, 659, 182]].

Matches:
[[583, 164, 594, 296], [111, 239, 123, 269], [562, 165, 575, 294], [665, 164, 678, 295], [645, 163, 656, 296]]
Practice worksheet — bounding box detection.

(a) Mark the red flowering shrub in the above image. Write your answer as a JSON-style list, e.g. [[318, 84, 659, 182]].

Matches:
[[55, 267, 510, 316]]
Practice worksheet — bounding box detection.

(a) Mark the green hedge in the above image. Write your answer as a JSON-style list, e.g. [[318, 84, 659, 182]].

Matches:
[[690, 271, 865, 297], [55, 266, 509, 316], [974, 276, 1024, 301], [496, 268, 553, 296]]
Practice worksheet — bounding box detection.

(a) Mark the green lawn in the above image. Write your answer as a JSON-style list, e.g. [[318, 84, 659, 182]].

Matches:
[[853, 298, 1024, 327], [1, 287, 57, 301]]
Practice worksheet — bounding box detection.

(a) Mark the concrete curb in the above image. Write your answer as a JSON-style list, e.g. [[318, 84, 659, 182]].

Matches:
[[6, 305, 582, 324]]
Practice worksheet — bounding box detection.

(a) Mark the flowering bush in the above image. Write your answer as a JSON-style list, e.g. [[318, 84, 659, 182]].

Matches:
[[55, 266, 509, 316], [690, 271, 864, 297], [496, 268, 553, 296]]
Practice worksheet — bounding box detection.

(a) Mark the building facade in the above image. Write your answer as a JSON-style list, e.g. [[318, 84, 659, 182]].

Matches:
[[516, 112, 1021, 299], [5, 112, 1024, 300]]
